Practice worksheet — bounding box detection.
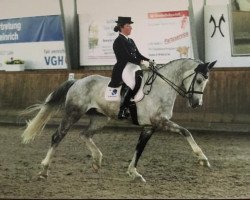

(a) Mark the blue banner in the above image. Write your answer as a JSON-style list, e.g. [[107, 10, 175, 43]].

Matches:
[[0, 15, 63, 44]]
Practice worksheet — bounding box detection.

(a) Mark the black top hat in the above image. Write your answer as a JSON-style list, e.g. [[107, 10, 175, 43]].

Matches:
[[115, 16, 134, 24]]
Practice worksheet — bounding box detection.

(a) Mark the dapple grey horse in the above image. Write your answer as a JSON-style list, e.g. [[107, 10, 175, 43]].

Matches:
[[21, 58, 216, 182]]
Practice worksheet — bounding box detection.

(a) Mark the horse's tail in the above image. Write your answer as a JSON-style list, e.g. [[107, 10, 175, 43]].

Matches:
[[21, 80, 76, 144]]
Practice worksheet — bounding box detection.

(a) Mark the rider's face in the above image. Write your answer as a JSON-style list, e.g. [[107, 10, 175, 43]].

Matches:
[[121, 24, 132, 36]]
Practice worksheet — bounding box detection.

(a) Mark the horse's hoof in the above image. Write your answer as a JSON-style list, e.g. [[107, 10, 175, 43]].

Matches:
[[92, 163, 100, 173], [199, 159, 211, 168], [37, 172, 48, 180], [134, 175, 146, 183], [127, 170, 146, 183], [206, 161, 211, 168], [126, 170, 131, 177]]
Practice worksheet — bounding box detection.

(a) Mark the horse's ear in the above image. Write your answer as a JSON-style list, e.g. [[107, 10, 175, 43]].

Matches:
[[208, 60, 217, 70], [204, 62, 210, 67]]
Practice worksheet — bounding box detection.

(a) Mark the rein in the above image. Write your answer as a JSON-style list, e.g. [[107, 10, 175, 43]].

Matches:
[[144, 63, 206, 99]]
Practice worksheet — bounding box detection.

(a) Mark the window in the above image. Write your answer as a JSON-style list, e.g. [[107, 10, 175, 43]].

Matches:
[[230, 0, 250, 55]]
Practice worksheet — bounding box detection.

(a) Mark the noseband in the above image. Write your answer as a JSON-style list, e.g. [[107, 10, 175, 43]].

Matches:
[[144, 64, 208, 99], [181, 72, 208, 97]]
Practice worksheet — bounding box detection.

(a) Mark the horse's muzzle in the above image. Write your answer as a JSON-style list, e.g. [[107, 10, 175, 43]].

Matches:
[[191, 102, 200, 108], [188, 96, 202, 108]]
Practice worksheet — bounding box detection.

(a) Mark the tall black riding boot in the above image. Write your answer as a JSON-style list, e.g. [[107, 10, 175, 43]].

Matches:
[[131, 70, 143, 98], [118, 87, 133, 119]]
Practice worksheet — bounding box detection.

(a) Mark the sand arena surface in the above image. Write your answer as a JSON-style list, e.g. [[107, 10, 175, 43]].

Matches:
[[0, 125, 250, 199]]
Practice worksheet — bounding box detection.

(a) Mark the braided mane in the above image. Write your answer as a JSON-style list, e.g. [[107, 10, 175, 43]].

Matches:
[[157, 58, 203, 70]]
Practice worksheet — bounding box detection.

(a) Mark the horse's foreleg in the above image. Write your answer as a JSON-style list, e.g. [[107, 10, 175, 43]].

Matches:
[[39, 112, 81, 179], [127, 127, 154, 183], [165, 120, 210, 167]]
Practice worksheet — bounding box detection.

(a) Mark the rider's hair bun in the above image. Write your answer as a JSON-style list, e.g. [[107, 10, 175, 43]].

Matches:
[[114, 25, 120, 32]]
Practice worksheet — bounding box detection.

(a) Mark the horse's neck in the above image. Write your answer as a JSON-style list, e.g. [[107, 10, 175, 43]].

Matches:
[[158, 59, 196, 86], [142, 59, 198, 91]]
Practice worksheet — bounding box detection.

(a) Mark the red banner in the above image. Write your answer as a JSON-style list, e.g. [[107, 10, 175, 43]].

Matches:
[[148, 10, 189, 19]]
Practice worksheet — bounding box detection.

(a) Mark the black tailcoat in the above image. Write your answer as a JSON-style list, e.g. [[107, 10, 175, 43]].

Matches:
[[108, 34, 149, 87]]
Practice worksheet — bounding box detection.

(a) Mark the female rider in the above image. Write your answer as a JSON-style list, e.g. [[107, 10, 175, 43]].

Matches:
[[108, 16, 153, 119]]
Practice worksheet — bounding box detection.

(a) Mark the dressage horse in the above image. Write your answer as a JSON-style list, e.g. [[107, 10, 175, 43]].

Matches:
[[21, 58, 216, 182]]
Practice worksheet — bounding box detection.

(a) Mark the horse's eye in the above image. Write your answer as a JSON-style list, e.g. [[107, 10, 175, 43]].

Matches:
[[196, 79, 202, 84]]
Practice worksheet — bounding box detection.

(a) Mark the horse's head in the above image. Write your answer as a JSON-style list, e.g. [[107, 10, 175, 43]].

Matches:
[[182, 60, 216, 108]]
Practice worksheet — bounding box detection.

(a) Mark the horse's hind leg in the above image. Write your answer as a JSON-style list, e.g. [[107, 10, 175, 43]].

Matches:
[[39, 110, 82, 179], [80, 115, 109, 172]]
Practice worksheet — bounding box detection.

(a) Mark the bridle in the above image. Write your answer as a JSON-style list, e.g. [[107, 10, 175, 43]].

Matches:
[[144, 63, 208, 99]]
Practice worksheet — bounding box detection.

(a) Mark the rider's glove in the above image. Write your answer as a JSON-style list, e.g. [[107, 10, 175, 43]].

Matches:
[[140, 60, 150, 68], [149, 59, 156, 67]]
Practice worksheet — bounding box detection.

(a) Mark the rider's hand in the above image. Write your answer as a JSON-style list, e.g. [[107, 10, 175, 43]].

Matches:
[[149, 59, 156, 67], [140, 60, 150, 69]]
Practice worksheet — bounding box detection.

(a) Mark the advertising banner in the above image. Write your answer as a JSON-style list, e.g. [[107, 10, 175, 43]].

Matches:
[[79, 17, 117, 65], [146, 10, 193, 63], [0, 15, 66, 70], [79, 10, 193, 65]]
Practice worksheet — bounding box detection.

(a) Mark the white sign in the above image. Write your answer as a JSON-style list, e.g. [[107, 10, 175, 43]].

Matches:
[[204, 5, 250, 67], [0, 42, 66, 70], [204, 5, 231, 67]]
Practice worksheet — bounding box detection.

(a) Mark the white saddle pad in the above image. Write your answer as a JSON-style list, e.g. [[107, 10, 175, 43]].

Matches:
[[105, 85, 144, 102], [105, 87, 121, 101]]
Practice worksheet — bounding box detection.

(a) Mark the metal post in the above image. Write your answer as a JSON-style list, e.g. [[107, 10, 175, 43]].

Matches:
[[59, 0, 79, 70], [188, 0, 200, 60]]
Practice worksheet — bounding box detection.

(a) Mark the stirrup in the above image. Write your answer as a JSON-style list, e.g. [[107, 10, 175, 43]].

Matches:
[[118, 108, 129, 119]]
